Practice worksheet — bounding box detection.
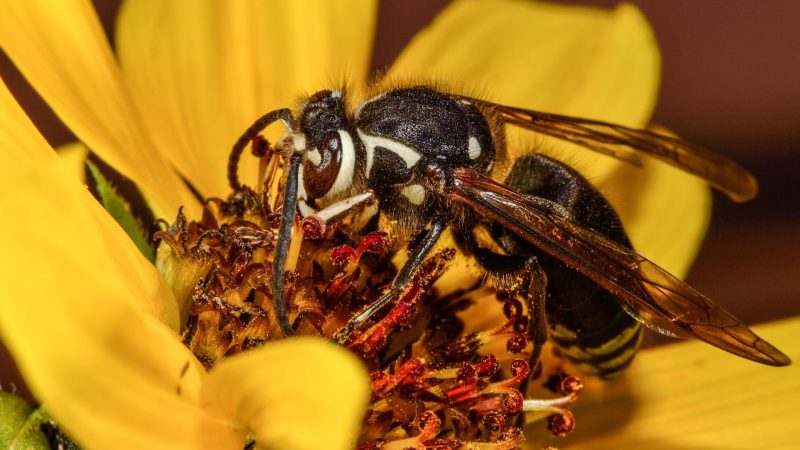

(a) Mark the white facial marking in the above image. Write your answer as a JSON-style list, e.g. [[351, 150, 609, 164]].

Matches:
[[317, 192, 373, 222], [400, 184, 426, 205], [331, 90, 342, 98], [468, 136, 482, 160], [292, 133, 307, 153], [306, 148, 322, 166], [297, 199, 316, 218], [297, 166, 308, 202], [357, 129, 422, 177], [323, 129, 356, 198]]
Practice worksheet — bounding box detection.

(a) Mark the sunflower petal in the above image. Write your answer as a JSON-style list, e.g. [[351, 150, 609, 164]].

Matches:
[[0, 0, 198, 217], [0, 76, 53, 163], [203, 337, 370, 450], [116, 0, 378, 197], [0, 160, 246, 449], [56, 141, 89, 184], [537, 317, 800, 448], [392, 1, 658, 181], [598, 160, 711, 278]]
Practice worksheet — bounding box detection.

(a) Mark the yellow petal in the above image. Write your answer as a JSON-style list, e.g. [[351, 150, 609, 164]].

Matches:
[[392, 1, 658, 181], [0, 0, 199, 217], [0, 76, 54, 163], [599, 159, 711, 278], [531, 317, 800, 449], [116, 0, 378, 197], [203, 337, 370, 450], [56, 141, 90, 184], [0, 160, 245, 450]]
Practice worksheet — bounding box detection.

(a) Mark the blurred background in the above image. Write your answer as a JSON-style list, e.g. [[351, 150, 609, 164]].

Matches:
[[2, 0, 798, 328]]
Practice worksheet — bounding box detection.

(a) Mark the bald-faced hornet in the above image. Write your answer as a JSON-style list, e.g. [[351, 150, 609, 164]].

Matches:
[[228, 85, 790, 376]]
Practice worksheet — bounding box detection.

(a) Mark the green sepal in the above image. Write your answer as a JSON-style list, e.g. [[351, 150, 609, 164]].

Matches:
[[0, 391, 49, 449], [87, 161, 155, 262]]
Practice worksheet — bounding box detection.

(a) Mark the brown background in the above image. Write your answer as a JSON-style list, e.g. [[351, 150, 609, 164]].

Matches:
[[1, 0, 798, 391]]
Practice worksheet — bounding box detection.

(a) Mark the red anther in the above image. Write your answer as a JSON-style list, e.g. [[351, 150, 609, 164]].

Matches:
[[372, 357, 424, 394], [474, 354, 499, 376], [301, 215, 326, 240], [560, 375, 584, 396], [509, 359, 530, 380], [481, 411, 506, 434], [502, 298, 523, 320], [446, 383, 479, 404], [456, 363, 477, 384], [548, 410, 576, 436], [356, 231, 389, 258], [351, 303, 414, 356], [502, 390, 524, 414], [505, 333, 528, 354], [322, 272, 356, 302], [418, 411, 442, 439], [329, 245, 357, 265]]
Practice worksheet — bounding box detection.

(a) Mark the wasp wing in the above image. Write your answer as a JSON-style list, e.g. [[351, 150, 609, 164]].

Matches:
[[449, 168, 789, 366], [465, 98, 758, 202]]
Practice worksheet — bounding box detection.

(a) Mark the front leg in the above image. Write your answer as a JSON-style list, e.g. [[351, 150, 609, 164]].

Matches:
[[334, 218, 449, 344]]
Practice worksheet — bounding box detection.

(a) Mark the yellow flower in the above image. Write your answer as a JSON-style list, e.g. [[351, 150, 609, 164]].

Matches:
[[1, 0, 795, 449]]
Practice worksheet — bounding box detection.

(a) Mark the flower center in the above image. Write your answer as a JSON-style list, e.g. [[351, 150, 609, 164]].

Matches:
[[154, 138, 580, 447]]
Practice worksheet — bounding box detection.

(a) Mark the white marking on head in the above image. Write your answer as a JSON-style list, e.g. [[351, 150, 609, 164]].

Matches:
[[297, 199, 316, 218], [292, 133, 307, 153], [468, 136, 481, 160], [357, 129, 421, 177], [306, 148, 322, 166], [323, 129, 356, 198], [317, 192, 373, 222], [400, 184, 426, 205], [331, 90, 342, 98], [297, 166, 308, 202]]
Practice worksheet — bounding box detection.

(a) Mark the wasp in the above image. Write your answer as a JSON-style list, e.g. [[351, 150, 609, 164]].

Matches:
[[228, 84, 790, 376]]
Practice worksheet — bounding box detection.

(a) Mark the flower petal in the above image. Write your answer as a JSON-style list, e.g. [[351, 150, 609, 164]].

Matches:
[[392, 0, 659, 181], [0, 0, 199, 217], [0, 76, 53, 163], [56, 141, 89, 184], [116, 0, 378, 197], [598, 159, 711, 278], [203, 337, 370, 450], [534, 317, 800, 449], [0, 160, 244, 450]]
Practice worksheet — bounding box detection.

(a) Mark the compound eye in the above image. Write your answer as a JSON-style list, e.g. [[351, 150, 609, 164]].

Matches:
[[303, 130, 342, 199]]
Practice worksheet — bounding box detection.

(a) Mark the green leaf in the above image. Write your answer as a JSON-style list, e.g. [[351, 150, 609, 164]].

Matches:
[[0, 391, 49, 449], [87, 161, 155, 262]]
